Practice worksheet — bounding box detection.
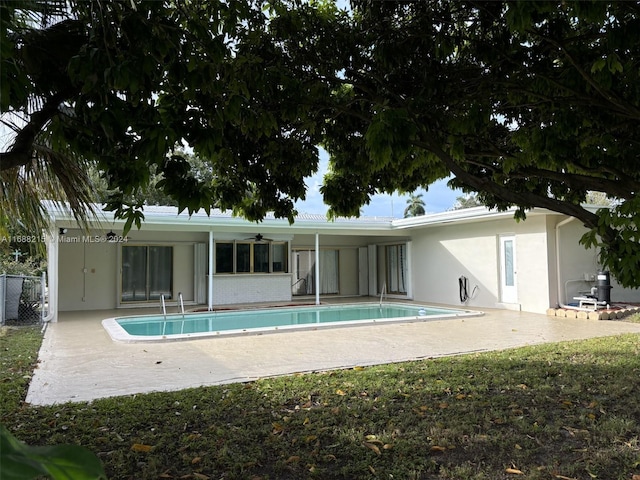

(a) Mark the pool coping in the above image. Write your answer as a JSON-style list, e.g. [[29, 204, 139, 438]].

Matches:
[[102, 302, 484, 343]]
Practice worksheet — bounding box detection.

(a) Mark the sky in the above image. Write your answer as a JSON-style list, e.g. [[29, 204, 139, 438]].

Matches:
[[294, 148, 461, 218]]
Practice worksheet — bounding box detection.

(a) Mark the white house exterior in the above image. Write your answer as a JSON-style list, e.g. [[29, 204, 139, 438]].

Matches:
[[43, 204, 640, 322]]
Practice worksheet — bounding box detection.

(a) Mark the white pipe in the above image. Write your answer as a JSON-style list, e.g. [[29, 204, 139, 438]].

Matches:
[[208, 230, 214, 311], [315, 232, 320, 306], [42, 227, 58, 325], [555, 216, 576, 308]]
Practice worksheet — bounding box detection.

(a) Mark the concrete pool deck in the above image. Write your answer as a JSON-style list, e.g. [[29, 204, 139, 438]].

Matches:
[[26, 302, 640, 406]]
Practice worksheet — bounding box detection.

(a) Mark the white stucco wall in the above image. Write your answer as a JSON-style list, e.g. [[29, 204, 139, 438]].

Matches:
[[338, 248, 359, 296], [57, 230, 118, 311], [57, 229, 208, 311], [409, 215, 554, 314], [556, 219, 640, 305]]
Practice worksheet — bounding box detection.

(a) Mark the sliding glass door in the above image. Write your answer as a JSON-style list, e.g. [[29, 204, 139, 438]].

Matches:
[[385, 244, 407, 294], [292, 249, 339, 296], [122, 246, 173, 302]]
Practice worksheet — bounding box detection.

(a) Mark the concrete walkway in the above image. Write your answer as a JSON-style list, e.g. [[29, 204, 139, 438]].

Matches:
[[26, 306, 640, 406]]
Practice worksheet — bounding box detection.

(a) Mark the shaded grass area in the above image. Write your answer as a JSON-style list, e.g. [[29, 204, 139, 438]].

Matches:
[[2, 326, 640, 479]]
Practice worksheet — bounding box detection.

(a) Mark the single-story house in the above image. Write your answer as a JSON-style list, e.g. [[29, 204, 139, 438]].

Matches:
[[43, 204, 640, 321]]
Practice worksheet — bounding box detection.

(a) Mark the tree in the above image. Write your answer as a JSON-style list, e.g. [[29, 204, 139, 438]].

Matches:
[[1, 0, 342, 232], [451, 193, 484, 210], [403, 193, 426, 217], [319, 1, 640, 287], [2, 1, 640, 287]]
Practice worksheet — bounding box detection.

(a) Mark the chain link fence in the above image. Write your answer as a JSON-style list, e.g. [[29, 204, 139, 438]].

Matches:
[[0, 274, 47, 326]]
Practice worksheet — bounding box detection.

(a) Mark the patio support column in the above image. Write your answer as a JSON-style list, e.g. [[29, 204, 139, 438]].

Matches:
[[43, 227, 58, 323], [208, 230, 214, 311], [315, 232, 320, 305]]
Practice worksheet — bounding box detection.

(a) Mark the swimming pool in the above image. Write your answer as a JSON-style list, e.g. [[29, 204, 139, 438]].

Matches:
[[102, 303, 482, 342]]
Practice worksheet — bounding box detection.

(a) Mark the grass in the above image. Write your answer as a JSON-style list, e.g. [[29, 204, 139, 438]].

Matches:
[[2, 324, 640, 479]]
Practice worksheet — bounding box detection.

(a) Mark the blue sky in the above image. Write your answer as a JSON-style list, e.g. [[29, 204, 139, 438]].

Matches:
[[294, 148, 461, 218]]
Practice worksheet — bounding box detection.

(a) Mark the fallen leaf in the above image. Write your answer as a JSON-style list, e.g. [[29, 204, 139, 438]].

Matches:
[[383, 443, 393, 450], [633, 476, 640, 480], [369, 465, 376, 474], [272, 422, 284, 435], [430, 445, 447, 453], [285, 455, 300, 464], [353, 366, 365, 371], [191, 456, 202, 464], [193, 473, 209, 480], [363, 441, 381, 455], [505, 467, 524, 475], [131, 443, 154, 453], [335, 389, 346, 396], [305, 435, 317, 443]]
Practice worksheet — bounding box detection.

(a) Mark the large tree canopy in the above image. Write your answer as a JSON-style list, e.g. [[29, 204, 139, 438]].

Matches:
[[2, 0, 640, 286]]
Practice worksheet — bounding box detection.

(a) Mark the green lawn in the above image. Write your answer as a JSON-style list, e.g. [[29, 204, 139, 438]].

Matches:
[[2, 324, 640, 480]]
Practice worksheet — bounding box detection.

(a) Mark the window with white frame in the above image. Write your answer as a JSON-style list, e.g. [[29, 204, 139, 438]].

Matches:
[[215, 241, 288, 274]]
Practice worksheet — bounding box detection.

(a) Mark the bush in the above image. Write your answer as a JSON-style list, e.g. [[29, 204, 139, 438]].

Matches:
[[0, 255, 46, 277]]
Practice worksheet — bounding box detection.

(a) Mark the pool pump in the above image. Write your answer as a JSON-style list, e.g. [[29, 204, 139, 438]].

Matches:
[[595, 270, 612, 304]]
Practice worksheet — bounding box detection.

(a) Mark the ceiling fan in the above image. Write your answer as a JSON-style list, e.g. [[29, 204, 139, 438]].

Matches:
[[244, 233, 272, 242]]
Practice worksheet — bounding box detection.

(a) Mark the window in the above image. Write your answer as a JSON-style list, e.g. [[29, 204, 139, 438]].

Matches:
[[215, 241, 287, 274], [385, 244, 407, 295], [215, 242, 233, 273], [272, 243, 286, 272], [122, 245, 173, 302]]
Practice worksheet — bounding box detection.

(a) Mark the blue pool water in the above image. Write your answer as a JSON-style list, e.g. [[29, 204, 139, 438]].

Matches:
[[103, 303, 479, 342]]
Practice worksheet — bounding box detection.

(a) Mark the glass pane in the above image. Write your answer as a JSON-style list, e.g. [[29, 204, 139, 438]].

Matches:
[[386, 245, 399, 293], [319, 250, 339, 294], [272, 243, 286, 272], [293, 250, 314, 295], [399, 244, 407, 293], [149, 246, 173, 300], [504, 240, 514, 286], [122, 246, 147, 302], [385, 244, 407, 294], [215, 243, 234, 273], [236, 243, 251, 272], [254, 243, 270, 272]]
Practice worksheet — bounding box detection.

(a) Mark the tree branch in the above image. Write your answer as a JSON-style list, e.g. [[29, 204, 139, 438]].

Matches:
[[416, 137, 602, 229], [1, 90, 72, 172]]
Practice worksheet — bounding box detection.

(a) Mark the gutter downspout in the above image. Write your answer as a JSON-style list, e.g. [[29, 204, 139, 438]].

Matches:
[[315, 232, 320, 306], [208, 230, 214, 311], [555, 216, 576, 308]]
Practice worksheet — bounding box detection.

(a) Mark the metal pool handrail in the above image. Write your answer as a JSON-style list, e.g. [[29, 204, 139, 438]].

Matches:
[[379, 281, 387, 309], [178, 292, 185, 318], [161, 295, 167, 320]]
